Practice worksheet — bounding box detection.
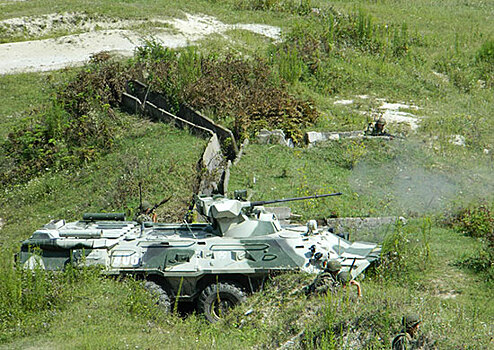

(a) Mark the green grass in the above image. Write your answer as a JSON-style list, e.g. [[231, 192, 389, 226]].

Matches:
[[0, 118, 206, 246], [0, 0, 493, 348], [0, 72, 57, 139], [2, 223, 491, 349]]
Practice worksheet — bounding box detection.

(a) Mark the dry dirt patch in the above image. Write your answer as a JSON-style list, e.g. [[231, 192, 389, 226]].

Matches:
[[0, 12, 281, 74], [334, 96, 423, 130]]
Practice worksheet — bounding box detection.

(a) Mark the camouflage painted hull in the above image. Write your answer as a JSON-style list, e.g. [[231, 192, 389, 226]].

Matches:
[[19, 219, 380, 301]]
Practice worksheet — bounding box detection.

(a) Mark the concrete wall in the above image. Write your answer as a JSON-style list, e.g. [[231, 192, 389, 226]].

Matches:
[[122, 82, 231, 195], [126, 80, 237, 156], [198, 134, 226, 195], [122, 92, 214, 138]]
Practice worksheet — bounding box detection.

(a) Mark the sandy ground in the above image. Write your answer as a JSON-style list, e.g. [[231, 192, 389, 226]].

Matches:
[[334, 97, 423, 130], [0, 12, 281, 74]]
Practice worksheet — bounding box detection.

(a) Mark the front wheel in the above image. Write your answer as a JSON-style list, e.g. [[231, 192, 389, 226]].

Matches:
[[144, 280, 171, 313], [197, 282, 247, 323]]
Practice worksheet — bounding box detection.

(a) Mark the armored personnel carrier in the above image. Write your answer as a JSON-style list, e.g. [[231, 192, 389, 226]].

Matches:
[[18, 192, 380, 322]]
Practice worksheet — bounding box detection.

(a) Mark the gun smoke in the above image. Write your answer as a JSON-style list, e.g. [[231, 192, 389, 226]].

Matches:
[[349, 141, 494, 216]]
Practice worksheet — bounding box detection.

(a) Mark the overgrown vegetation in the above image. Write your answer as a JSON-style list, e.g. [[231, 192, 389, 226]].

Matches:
[[134, 43, 319, 143], [449, 202, 494, 280], [0, 0, 493, 348], [0, 54, 132, 185]]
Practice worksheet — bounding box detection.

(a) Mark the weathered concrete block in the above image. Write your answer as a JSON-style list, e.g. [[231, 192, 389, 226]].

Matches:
[[234, 138, 249, 166], [221, 160, 231, 194], [125, 80, 238, 157], [305, 131, 364, 147], [257, 129, 292, 147], [202, 134, 223, 172], [121, 92, 142, 114]]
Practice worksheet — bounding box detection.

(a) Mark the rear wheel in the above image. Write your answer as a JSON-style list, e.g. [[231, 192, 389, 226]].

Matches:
[[197, 282, 246, 323], [144, 280, 171, 313]]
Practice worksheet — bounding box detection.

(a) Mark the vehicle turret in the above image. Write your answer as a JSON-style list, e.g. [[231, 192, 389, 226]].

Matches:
[[195, 191, 342, 238]]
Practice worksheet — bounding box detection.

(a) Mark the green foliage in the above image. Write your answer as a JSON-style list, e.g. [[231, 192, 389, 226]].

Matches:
[[375, 220, 412, 280], [237, 0, 312, 15], [372, 218, 433, 282], [451, 203, 493, 238], [343, 139, 367, 170], [277, 47, 304, 84], [0, 247, 99, 342], [0, 54, 131, 185], [124, 278, 160, 319], [476, 39, 494, 64], [134, 44, 320, 143], [475, 39, 494, 88], [269, 7, 419, 95], [0, 0, 493, 348], [451, 203, 494, 279]]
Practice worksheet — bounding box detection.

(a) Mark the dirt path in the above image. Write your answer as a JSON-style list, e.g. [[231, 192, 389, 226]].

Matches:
[[0, 12, 281, 74]]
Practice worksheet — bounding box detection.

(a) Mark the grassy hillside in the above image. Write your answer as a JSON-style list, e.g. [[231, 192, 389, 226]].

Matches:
[[0, 0, 493, 349]]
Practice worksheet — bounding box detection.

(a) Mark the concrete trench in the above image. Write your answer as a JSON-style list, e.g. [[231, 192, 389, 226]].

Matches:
[[121, 83, 407, 232], [121, 80, 239, 197]]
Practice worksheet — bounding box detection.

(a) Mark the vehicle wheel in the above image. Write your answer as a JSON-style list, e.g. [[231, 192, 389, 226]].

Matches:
[[144, 280, 171, 313], [197, 282, 247, 323]]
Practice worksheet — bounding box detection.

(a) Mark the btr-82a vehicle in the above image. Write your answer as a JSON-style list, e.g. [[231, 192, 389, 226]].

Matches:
[[18, 192, 380, 322]]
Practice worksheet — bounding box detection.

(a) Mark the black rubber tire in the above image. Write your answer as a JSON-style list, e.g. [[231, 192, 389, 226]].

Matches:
[[197, 282, 247, 323], [144, 280, 171, 313]]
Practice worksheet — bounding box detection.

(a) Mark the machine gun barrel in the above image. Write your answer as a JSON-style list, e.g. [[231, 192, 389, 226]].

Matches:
[[250, 192, 342, 207]]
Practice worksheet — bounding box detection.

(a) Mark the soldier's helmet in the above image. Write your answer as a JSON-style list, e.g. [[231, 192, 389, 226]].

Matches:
[[325, 259, 342, 272], [402, 314, 421, 330], [336, 271, 350, 284], [141, 201, 152, 212]]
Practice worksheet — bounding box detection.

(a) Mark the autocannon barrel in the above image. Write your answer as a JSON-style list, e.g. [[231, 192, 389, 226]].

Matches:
[[249, 192, 342, 207], [82, 213, 126, 221]]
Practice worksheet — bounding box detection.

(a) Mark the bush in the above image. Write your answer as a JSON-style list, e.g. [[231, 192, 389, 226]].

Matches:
[[236, 0, 313, 15], [451, 204, 493, 238], [134, 46, 320, 144], [0, 54, 131, 185], [451, 203, 494, 279], [476, 39, 494, 64], [372, 219, 432, 281]]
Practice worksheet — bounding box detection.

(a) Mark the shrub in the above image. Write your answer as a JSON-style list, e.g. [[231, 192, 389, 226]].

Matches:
[[452, 204, 493, 238], [476, 39, 494, 64], [236, 0, 313, 15], [451, 203, 494, 279], [135, 46, 320, 143], [475, 39, 494, 88], [0, 54, 130, 185]]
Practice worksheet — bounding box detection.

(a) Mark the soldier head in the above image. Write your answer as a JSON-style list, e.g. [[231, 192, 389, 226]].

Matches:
[[336, 271, 351, 285], [325, 259, 342, 274], [141, 201, 152, 213], [375, 116, 386, 134], [402, 314, 421, 335]]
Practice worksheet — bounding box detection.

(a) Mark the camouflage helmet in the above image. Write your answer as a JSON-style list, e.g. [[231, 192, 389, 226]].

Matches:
[[325, 259, 342, 272], [141, 201, 151, 211], [336, 271, 350, 284], [402, 314, 421, 330]]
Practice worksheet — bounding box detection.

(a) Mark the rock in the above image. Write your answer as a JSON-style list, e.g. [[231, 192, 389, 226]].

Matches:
[[305, 131, 363, 147], [333, 99, 354, 105], [256, 129, 291, 146], [449, 134, 466, 147]]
